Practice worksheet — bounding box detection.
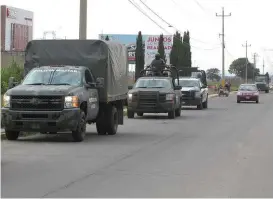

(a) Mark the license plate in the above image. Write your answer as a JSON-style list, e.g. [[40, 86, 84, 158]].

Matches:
[[182, 101, 186, 104], [246, 96, 250, 99], [31, 123, 40, 129]]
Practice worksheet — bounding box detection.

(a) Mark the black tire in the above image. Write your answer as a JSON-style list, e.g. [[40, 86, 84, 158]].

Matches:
[[5, 130, 20, 140], [106, 106, 118, 135], [237, 100, 240, 103], [265, 90, 269, 93], [203, 96, 208, 109], [40, 132, 47, 134], [168, 109, 175, 119], [175, 107, 181, 117], [197, 98, 203, 110], [96, 122, 107, 135], [256, 100, 259, 103], [72, 110, 86, 142], [137, 112, 144, 117], [127, 110, 134, 118]]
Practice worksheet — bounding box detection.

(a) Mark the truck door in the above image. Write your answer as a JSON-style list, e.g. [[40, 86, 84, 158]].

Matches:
[[84, 69, 99, 120]]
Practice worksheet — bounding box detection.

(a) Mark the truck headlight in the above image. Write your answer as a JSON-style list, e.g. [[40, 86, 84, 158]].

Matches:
[[65, 96, 79, 108], [166, 94, 175, 101], [3, 94, 11, 108], [195, 91, 201, 97], [128, 93, 133, 102]]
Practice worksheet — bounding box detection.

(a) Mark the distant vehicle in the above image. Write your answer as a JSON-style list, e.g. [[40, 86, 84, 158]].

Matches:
[[176, 78, 208, 109], [218, 87, 229, 97], [255, 75, 269, 93], [127, 65, 182, 119], [237, 84, 259, 103], [177, 67, 208, 110]]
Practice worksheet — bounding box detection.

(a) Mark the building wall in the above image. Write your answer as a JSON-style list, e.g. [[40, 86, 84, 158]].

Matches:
[[1, 5, 33, 52]]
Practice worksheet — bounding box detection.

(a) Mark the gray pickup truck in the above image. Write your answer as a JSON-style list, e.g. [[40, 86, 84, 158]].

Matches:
[[1, 40, 128, 142]]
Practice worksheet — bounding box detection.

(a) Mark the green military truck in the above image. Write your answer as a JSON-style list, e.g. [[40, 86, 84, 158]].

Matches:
[[1, 40, 128, 142], [255, 74, 269, 93]]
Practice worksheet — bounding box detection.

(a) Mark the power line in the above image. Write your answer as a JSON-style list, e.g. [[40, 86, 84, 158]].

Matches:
[[216, 7, 231, 79], [138, 0, 219, 45], [242, 41, 251, 83]]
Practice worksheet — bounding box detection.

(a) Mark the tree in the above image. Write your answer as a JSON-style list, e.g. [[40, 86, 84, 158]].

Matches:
[[170, 31, 181, 67], [105, 35, 109, 41], [206, 68, 221, 81], [157, 34, 166, 62], [229, 57, 260, 79], [182, 31, 192, 68], [135, 31, 145, 81]]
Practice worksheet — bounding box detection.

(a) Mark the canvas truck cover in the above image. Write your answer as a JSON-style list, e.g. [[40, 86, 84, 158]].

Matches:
[[24, 40, 128, 102]]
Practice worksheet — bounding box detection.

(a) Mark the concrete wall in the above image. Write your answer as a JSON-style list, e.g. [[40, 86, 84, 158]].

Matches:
[[1, 51, 24, 67]]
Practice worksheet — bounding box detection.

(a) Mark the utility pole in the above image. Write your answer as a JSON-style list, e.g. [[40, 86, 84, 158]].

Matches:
[[253, 53, 259, 81], [216, 7, 231, 79], [242, 41, 251, 83], [263, 58, 265, 74], [79, 0, 87, 39]]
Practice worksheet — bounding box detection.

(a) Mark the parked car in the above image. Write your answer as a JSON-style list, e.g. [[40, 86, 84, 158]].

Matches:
[[237, 84, 259, 103]]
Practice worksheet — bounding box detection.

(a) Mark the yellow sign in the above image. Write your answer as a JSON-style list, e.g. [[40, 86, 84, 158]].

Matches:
[[221, 79, 225, 87]]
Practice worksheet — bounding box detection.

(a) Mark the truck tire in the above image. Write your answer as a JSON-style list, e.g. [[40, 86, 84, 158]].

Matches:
[[5, 130, 20, 140], [203, 96, 208, 109], [127, 110, 134, 118], [175, 107, 181, 117], [265, 90, 269, 93], [137, 112, 143, 116], [106, 106, 118, 135], [72, 110, 86, 142], [96, 122, 107, 135], [168, 109, 175, 119], [197, 99, 203, 110]]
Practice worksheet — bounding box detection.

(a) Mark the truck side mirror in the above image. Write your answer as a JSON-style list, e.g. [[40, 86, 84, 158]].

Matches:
[[8, 77, 18, 89], [128, 85, 133, 90], [96, 77, 104, 88]]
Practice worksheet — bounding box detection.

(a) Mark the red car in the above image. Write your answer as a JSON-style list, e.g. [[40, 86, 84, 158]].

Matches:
[[237, 84, 259, 103]]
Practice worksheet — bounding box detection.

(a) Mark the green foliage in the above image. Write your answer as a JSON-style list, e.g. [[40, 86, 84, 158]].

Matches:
[[105, 35, 109, 41], [135, 31, 145, 81], [1, 61, 24, 94], [229, 57, 260, 79], [157, 34, 166, 62], [170, 31, 181, 67], [206, 68, 221, 81]]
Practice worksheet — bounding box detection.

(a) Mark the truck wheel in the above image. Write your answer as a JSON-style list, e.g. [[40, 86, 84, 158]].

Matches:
[[72, 110, 86, 142], [197, 99, 203, 110], [168, 109, 175, 119], [96, 122, 107, 135], [106, 106, 118, 135], [127, 110, 134, 118], [265, 90, 269, 93], [137, 112, 143, 116], [175, 107, 181, 117], [202, 96, 208, 109], [237, 100, 240, 103], [5, 130, 20, 140]]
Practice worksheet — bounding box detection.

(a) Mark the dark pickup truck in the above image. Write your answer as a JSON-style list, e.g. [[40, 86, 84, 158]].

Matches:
[[1, 40, 128, 142], [127, 66, 182, 119]]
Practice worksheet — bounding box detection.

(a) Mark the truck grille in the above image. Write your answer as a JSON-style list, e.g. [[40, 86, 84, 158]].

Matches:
[[182, 91, 195, 99], [11, 96, 64, 111], [138, 91, 165, 108]]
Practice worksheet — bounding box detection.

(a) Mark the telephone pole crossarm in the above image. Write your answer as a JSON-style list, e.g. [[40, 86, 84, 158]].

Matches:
[[216, 7, 231, 79]]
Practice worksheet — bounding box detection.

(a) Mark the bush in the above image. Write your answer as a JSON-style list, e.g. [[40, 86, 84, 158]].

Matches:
[[1, 61, 24, 94]]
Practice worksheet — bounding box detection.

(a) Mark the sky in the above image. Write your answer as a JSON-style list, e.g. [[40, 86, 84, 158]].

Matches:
[[2, 0, 273, 74]]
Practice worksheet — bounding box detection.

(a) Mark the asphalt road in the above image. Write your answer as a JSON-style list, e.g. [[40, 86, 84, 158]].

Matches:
[[2, 92, 273, 198]]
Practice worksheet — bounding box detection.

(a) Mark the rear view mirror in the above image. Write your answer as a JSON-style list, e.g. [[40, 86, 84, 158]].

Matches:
[[174, 85, 182, 90], [96, 77, 104, 88]]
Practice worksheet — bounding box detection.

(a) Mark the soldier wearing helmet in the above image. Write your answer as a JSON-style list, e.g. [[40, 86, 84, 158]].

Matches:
[[150, 53, 166, 76]]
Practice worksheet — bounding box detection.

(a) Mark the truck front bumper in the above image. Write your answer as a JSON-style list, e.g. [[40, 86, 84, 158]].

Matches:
[[128, 102, 175, 113], [182, 97, 201, 106], [1, 108, 81, 132]]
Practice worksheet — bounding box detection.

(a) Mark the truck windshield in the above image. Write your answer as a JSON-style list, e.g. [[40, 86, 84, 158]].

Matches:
[[176, 79, 199, 87], [255, 77, 266, 82], [22, 68, 82, 86], [134, 79, 172, 89]]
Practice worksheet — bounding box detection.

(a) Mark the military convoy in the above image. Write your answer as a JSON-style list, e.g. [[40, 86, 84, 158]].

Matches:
[[255, 74, 270, 93], [1, 38, 211, 142]]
